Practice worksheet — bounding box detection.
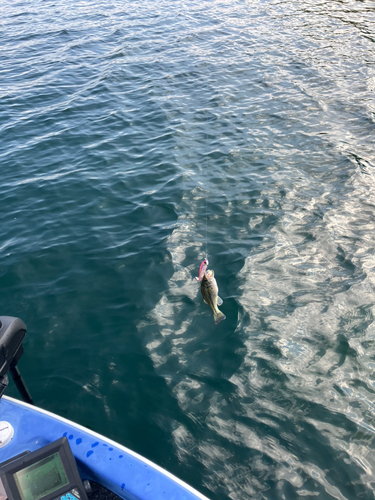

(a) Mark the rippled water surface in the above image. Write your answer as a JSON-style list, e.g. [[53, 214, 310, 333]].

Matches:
[[2, 0, 375, 498]]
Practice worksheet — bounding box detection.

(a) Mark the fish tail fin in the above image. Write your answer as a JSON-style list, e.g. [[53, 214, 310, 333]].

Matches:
[[214, 310, 226, 325]]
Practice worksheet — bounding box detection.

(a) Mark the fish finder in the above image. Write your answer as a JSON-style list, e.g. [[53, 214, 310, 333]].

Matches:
[[0, 437, 88, 500]]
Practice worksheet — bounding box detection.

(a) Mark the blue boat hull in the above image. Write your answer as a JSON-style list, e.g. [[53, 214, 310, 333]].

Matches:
[[0, 396, 209, 500]]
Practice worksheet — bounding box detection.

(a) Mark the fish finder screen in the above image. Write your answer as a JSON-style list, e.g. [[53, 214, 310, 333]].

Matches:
[[13, 452, 69, 500]]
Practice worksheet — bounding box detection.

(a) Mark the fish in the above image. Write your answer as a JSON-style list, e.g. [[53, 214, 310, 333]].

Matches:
[[200, 269, 226, 324], [195, 258, 209, 281]]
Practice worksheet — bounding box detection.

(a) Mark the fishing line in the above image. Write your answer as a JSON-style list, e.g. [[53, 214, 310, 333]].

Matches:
[[205, 195, 208, 261]]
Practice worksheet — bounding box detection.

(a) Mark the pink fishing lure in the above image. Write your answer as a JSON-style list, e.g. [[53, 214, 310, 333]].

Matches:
[[195, 258, 209, 281]]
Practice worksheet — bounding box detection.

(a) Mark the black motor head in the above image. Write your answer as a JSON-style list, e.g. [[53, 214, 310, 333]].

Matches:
[[0, 317, 26, 377], [0, 317, 27, 400]]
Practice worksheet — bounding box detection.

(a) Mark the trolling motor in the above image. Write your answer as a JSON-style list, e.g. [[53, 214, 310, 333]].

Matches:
[[0, 318, 93, 500], [0, 317, 33, 404]]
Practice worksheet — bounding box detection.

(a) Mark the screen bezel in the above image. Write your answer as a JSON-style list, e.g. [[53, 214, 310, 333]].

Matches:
[[0, 437, 87, 500]]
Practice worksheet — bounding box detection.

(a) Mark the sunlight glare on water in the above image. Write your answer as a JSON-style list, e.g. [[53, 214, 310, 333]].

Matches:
[[1, 0, 375, 498]]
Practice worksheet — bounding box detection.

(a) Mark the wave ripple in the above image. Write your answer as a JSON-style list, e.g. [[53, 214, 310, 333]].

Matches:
[[1, 0, 375, 499]]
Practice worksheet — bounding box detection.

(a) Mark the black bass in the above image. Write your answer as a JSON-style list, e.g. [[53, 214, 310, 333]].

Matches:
[[200, 269, 226, 324]]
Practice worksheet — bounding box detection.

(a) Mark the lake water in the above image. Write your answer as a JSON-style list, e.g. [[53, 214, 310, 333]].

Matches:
[[1, 0, 375, 498]]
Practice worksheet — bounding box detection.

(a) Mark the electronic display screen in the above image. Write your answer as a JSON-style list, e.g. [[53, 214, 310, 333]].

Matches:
[[13, 452, 69, 500]]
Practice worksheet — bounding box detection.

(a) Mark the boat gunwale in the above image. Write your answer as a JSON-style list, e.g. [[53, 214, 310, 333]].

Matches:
[[2, 395, 210, 500]]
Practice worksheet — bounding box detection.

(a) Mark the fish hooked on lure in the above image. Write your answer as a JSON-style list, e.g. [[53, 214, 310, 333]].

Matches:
[[200, 269, 226, 325], [195, 258, 209, 281]]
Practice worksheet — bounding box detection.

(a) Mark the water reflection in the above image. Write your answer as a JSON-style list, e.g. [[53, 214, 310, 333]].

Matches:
[[140, 0, 375, 491], [2, 0, 375, 497]]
